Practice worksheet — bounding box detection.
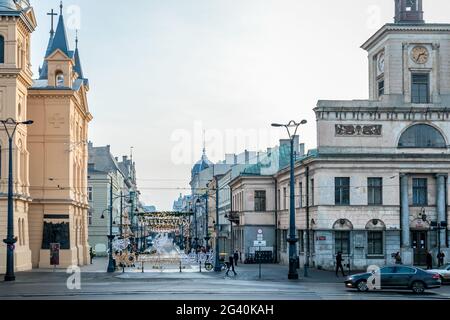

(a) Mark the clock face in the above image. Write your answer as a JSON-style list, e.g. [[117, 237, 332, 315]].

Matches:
[[377, 53, 385, 73], [411, 46, 429, 64]]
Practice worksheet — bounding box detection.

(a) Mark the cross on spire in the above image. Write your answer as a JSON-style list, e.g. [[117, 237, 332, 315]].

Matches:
[[47, 9, 58, 36], [75, 30, 78, 49], [60, 1, 63, 15]]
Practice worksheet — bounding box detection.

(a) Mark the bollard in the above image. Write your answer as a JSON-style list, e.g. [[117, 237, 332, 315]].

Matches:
[[142, 261, 144, 273], [199, 260, 202, 273], [180, 261, 182, 273]]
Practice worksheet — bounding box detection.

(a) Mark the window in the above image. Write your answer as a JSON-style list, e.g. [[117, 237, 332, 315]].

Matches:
[[398, 124, 446, 148], [378, 79, 385, 97], [0, 36, 4, 64], [299, 182, 303, 208], [88, 211, 93, 226], [335, 231, 350, 255], [88, 186, 93, 201], [56, 71, 64, 87], [281, 230, 288, 252], [297, 230, 304, 253], [254, 190, 266, 212], [396, 266, 416, 274], [368, 231, 383, 255], [335, 177, 350, 205], [381, 267, 396, 274], [413, 178, 428, 205], [277, 189, 280, 210], [368, 178, 383, 205], [411, 73, 429, 103], [283, 187, 287, 210]]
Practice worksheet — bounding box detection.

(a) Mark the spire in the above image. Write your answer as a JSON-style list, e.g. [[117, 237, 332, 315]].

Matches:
[[73, 30, 84, 78], [49, 1, 70, 57]]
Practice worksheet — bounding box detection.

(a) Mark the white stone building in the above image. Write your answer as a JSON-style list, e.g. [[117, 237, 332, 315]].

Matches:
[[276, 0, 450, 270]]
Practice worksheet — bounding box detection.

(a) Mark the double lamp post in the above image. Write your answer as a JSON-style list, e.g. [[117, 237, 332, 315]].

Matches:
[[1, 118, 34, 282], [272, 119, 307, 280]]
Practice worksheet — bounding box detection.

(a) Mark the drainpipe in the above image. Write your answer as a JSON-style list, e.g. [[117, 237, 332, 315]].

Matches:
[[274, 178, 278, 264]]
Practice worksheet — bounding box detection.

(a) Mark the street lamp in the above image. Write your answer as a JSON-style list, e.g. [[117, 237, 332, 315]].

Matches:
[[272, 119, 307, 280], [194, 198, 200, 250], [1, 118, 33, 282]]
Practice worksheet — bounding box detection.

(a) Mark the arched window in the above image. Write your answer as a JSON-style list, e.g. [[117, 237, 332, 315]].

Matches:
[[398, 124, 446, 148], [0, 35, 4, 64], [56, 71, 64, 87]]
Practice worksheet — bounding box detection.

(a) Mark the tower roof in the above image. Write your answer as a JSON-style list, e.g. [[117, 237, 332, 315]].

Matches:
[[191, 149, 213, 176], [50, 10, 70, 57], [395, 0, 424, 24], [0, 0, 18, 12]]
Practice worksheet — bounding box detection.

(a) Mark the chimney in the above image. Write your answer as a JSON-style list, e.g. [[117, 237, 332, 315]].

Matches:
[[123, 156, 128, 162], [299, 143, 305, 157]]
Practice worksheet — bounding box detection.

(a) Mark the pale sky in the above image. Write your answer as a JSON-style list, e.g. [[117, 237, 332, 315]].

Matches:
[[30, 0, 450, 210]]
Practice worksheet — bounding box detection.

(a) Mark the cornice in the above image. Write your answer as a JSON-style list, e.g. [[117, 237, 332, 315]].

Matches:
[[361, 23, 450, 51]]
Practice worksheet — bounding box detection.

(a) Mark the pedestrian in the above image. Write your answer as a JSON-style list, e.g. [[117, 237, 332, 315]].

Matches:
[[225, 255, 237, 276], [234, 250, 239, 267], [438, 251, 445, 267], [426, 251, 433, 270], [394, 252, 403, 265], [335, 251, 346, 277], [89, 247, 95, 264]]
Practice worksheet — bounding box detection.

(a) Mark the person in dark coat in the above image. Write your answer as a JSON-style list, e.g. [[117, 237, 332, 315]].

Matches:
[[233, 250, 239, 266], [437, 251, 445, 267], [335, 252, 346, 277], [226, 255, 237, 276], [426, 251, 433, 270], [89, 247, 95, 264]]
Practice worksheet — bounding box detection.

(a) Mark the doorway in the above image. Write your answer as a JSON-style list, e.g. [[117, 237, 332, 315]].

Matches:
[[412, 231, 428, 266]]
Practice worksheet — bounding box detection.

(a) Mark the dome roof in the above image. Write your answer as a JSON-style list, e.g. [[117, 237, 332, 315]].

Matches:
[[191, 149, 213, 176], [0, 0, 18, 11]]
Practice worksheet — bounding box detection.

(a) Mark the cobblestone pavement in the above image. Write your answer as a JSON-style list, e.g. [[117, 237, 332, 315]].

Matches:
[[0, 258, 449, 300]]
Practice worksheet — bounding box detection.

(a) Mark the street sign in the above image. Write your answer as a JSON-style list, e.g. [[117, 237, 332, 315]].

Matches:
[[258, 229, 263, 234], [257, 234, 263, 241], [254, 240, 267, 247]]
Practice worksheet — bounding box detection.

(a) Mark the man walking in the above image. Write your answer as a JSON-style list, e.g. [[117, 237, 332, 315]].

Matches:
[[89, 247, 95, 265], [226, 255, 237, 276], [233, 250, 239, 267], [437, 251, 445, 267], [335, 252, 346, 277]]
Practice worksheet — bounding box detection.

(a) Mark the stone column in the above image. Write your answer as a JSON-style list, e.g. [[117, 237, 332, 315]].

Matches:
[[400, 174, 410, 247], [436, 174, 447, 247]]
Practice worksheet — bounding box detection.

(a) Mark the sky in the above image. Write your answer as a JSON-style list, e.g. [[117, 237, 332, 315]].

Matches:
[[30, 0, 450, 210]]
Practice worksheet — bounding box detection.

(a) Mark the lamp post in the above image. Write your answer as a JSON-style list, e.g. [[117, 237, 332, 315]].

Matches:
[[214, 176, 221, 272], [1, 118, 33, 282], [107, 176, 115, 273], [204, 193, 210, 250], [194, 199, 200, 250], [272, 119, 307, 280]]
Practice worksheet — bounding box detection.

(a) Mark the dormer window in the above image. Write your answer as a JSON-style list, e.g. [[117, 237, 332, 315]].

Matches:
[[56, 71, 64, 87]]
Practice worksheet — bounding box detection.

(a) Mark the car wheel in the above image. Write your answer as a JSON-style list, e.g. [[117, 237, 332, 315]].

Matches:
[[411, 281, 425, 294], [356, 280, 369, 292]]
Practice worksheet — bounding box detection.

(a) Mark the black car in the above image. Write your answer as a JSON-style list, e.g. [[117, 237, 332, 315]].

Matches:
[[345, 266, 441, 294]]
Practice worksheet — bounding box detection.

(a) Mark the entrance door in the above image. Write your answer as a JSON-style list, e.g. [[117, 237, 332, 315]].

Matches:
[[412, 231, 427, 266]]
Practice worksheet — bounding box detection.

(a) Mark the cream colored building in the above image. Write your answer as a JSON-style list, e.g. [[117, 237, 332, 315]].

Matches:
[[0, 1, 92, 272]]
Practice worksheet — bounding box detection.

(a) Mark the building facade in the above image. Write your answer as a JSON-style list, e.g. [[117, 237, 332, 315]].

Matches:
[[276, 0, 450, 270], [0, 1, 93, 271]]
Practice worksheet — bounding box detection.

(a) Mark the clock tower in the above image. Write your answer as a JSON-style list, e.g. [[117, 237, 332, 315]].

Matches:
[[361, 0, 450, 105]]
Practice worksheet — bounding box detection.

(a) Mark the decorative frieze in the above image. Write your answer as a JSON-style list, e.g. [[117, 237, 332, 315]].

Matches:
[[335, 124, 382, 136]]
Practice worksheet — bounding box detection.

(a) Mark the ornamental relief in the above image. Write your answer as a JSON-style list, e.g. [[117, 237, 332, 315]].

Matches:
[[335, 124, 382, 136]]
